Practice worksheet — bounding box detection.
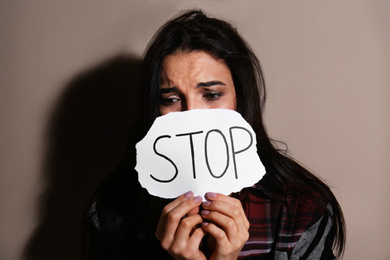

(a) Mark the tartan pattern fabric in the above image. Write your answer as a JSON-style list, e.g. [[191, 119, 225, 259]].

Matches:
[[87, 173, 336, 259], [234, 182, 330, 258]]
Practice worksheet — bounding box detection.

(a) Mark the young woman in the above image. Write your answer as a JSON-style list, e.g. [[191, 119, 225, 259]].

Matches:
[[84, 10, 345, 259]]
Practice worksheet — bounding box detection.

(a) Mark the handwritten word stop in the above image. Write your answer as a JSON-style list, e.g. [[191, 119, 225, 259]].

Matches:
[[135, 109, 265, 199]]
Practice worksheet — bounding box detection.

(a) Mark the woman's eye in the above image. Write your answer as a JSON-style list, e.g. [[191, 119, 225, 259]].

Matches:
[[160, 97, 180, 106], [204, 92, 223, 101]]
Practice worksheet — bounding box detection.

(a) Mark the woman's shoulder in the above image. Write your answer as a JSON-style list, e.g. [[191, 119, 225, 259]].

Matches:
[[235, 176, 335, 258], [237, 175, 330, 217]]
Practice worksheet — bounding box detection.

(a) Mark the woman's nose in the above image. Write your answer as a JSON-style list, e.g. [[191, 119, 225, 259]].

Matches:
[[182, 98, 204, 111]]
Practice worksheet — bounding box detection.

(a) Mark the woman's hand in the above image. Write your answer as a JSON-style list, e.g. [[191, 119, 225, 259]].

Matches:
[[155, 191, 206, 260], [201, 192, 250, 260]]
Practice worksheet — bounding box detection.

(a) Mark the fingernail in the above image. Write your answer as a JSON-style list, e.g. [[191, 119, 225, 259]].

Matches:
[[202, 201, 211, 207], [184, 191, 193, 199], [201, 210, 210, 216], [206, 192, 217, 199], [193, 196, 202, 203], [202, 222, 209, 227]]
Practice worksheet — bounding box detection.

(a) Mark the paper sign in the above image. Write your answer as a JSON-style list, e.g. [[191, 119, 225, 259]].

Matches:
[[135, 109, 265, 199]]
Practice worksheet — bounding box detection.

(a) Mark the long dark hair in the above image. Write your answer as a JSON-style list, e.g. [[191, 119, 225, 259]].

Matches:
[[86, 10, 345, 259], [134, 10, 345, 257]]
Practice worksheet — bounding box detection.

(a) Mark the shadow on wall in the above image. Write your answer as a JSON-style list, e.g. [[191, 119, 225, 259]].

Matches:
[[24, 55, 142, 260]]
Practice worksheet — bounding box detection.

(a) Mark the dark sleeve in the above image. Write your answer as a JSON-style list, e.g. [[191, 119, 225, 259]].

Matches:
[[85, 201, 174, 260], [275, 205, 336, 260], [84, 203, 115, 260]]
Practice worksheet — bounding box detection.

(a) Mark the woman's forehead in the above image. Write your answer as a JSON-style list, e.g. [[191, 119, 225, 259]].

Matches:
[[160, 51, 231, 83]]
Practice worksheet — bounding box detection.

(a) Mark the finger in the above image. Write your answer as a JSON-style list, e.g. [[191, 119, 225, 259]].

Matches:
[[201, 209, 239, 242], [175, 214, 203, 242], [187, 206, 200, 216], [186, 228, 206, 257], [203, 194, 249, 235], [201, 222, 229, 248], [202, 199, 247, 236], [156, 191, 194, 239], [170, 227, 205, 260], [164, 191, 194, 215], [205, 192, 249, 230], [202, 220, 248, 256], [157, 195, 203, 243]]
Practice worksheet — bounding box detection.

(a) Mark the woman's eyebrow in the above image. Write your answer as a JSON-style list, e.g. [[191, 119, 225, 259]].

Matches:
[[160, 86, 179, 94], [196, 81, 226, 88]]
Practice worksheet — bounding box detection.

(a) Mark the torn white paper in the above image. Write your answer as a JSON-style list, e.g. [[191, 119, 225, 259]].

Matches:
[[135, 109, 265, 199]]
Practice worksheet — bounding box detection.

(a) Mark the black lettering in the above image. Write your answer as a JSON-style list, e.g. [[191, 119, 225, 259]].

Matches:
[[150, 135, 178, 183], [176, 131, 203, 179], [229, 126, 253, 179], [204, 129, 229, 178]]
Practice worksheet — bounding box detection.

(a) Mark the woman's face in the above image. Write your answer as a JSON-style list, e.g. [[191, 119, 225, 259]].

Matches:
[[159, 51, 236, 115]]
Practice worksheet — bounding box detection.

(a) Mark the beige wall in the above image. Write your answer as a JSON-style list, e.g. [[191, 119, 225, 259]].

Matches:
[[1, 1, 389, 259]]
